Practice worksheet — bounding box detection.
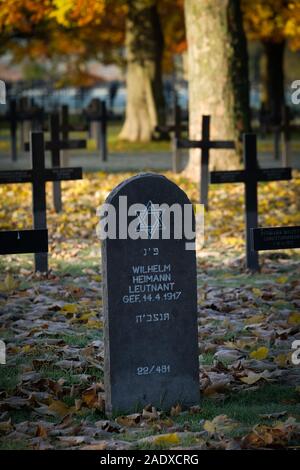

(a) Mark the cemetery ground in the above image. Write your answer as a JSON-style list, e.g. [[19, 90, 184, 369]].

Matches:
[[0, 170, 300, 450]]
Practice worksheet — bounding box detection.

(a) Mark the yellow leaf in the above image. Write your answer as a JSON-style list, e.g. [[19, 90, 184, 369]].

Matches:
[[0, 274, 18, 292], [153, 433, 180, 446], [245, 314, 265, 325], [250, 347, 269, 360], [240, 371, 270, 385], [61, 304, 78, 314], [87, 320, 103, 329], [48, 400, 70, 417], [5, 273, 18, 291], [288, 312, 300, 325], [252, 288, 262, 297], [274, 353, 290, 368], [204, 415, 238, 435], [276, 276, 288, 284], [0, 419, 13, 433]]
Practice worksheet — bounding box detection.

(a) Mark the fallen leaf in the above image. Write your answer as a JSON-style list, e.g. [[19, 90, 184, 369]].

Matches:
[[115, 414, 141, 427], [170, 404, 182, 417], [240, 370, 271, 385], [153, 433, 180, 446], [48, 400, 70, 418], [288, 312, 300, 325], [250, 347, 269, 360], [204, 415, 238, 435]]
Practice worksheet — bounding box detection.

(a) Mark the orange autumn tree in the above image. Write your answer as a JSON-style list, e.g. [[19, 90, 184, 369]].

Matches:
[[0, 0, 186, 141], [242, 0, 300, 123], [0, 0, 125, 84]]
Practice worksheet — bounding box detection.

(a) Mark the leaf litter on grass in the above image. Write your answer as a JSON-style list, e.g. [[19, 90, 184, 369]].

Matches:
[[0, 171, 300, 449]]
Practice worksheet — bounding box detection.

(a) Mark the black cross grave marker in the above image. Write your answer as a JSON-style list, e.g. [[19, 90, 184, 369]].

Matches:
[[0, 98, 44, 161], [175, 115, 235, 209], [210, 134, 292, 271], [84, 98, 107, 162], [0, 131, 82, 271], [155, 105, 188, 173], [25, 112, 85, 212]]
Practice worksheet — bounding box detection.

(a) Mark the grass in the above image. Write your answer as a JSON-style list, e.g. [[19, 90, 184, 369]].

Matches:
[[0, 438, 29, 450], [173, 385, 300, 430], [0, 364, 21, 391], [199, 353, 215, 366], [1, 123, 300, 155]]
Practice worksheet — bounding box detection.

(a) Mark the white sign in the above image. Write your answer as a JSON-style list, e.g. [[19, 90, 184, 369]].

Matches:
[[291, 80, 300, 105], [0, 340, 6, 364], [0, 80, 6, 105]]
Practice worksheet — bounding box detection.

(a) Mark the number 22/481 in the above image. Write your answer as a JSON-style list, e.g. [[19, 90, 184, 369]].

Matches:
[[137, 365, 170, 375]]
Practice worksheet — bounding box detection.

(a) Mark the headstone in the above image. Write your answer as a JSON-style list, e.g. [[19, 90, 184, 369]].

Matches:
[[101, 173, 199, 414]]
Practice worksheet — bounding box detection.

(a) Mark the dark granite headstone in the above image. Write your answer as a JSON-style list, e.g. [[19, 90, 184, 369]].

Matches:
[[101, 173, 199, 414]]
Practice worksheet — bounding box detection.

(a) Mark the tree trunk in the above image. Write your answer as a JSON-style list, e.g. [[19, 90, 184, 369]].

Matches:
[[119, 1, 165, 142], [261, 40, 285, 125], [184, 0, 251, 180]]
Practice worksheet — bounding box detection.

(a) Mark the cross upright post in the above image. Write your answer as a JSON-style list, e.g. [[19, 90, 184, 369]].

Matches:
[[200, 116, 210, 209], [10, 99, 17, 162], [171, 104, 182, 173], [61, 105, 70, 167], [244, 134, 259, 271], [31, 131, 48, 272], [50, 112, 62, 212]]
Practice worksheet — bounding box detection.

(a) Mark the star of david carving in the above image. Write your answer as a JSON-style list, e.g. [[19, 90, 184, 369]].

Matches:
[[137, 201, 165, 239]]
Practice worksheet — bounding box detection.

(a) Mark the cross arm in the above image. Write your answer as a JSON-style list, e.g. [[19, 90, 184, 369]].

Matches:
[[43, 167, 83, 181], [176, 138, 235, 150], [0, 170, 33, 184], [0, 229, 48, 255], [210, 170, 245, 184], [24, 139, 86, 152], [251, 226, 300, 251]]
